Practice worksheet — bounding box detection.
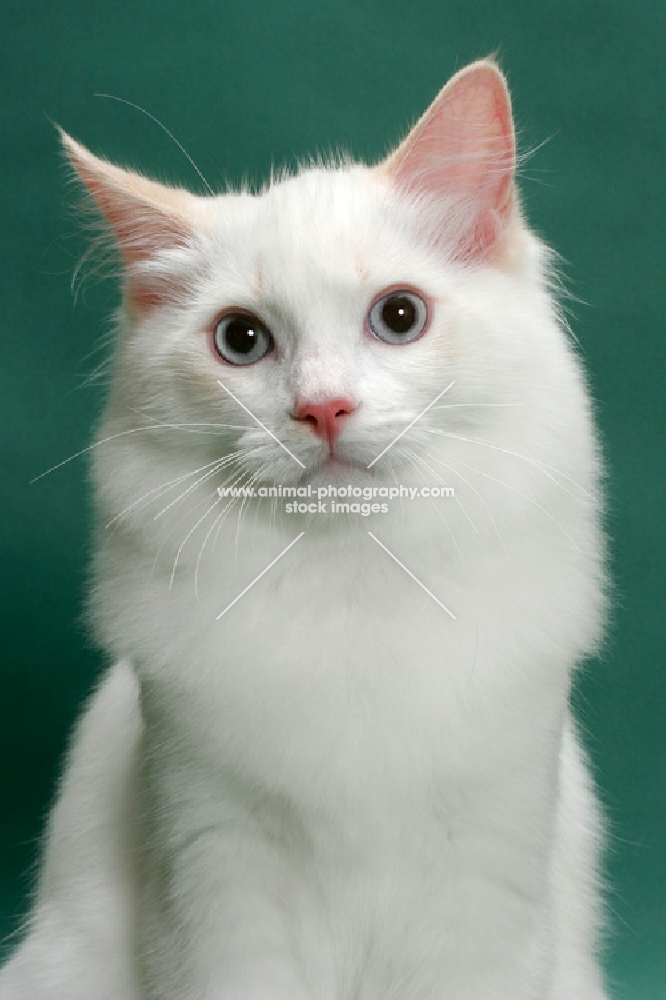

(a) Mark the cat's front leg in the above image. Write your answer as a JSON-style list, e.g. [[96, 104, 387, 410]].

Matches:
[[138, 824, 320, 1000]]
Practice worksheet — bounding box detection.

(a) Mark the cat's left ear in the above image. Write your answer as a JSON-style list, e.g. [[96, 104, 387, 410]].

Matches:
[[60, 129, 210, 309], [379, 60, 517, 261]]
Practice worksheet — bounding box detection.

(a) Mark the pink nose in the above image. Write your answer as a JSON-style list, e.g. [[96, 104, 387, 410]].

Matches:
[[293, 397, 357, 442]]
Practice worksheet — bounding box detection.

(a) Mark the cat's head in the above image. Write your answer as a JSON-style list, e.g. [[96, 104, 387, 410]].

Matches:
[[62, 60, 591, 549]]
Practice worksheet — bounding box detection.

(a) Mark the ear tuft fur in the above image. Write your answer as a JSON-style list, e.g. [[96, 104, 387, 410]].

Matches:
[[59, 128, 210, 307]]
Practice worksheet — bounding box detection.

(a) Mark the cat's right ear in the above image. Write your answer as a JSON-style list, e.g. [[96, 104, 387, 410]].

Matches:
[[59, 129, 210, 309], [378, 60, 517, 262]]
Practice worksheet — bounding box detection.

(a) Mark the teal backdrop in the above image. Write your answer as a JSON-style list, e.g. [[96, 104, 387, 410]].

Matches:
[[1, 2, 664, 996]]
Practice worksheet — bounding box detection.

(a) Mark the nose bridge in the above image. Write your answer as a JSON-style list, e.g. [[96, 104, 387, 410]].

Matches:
[[290, 342, 356, 405]]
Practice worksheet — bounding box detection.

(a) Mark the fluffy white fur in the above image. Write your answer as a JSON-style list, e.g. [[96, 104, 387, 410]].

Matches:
[[0, 61, 610, 998]]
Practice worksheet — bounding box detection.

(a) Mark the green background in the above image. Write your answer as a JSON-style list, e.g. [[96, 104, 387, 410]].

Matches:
[[1, 1, 664, 996]]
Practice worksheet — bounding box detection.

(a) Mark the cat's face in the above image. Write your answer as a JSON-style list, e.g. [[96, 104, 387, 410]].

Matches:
[[62, 61, 589, 548], [112, 168, 476, 489]]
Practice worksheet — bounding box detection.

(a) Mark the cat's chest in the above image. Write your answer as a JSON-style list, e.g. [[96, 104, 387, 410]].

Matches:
[[132, 522, 567, 832]]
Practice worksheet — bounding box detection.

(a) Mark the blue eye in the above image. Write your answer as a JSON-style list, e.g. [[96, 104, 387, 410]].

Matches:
[[368, 290, 428, 344], [214, 313, 274, 366]]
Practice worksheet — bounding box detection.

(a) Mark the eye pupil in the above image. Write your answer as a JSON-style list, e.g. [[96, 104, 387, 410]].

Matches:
[[226, 317, 258, 355], [382, 295, 416, 334]]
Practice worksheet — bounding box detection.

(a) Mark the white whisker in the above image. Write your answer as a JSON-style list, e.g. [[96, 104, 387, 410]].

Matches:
[[234, 469, 263, 559], [449, 455, 580, 551], [170, 497, 224, 590], [402, 446, 468, 564], [149, 487, 227, 586], [124, 406, 250, 435], [146, 456, 259, 587], [423, 427, 596, 502], [30, 424, 188, 484], [153, 453, 246, 521], [93, 93, 215, 196], [193, 490, 248, 599], [403, 444, 480, 536], [421, 449, 508, 553], [432, 402, 524, 409], [212, 465, 258, 551], [106, 454, 237, 529]]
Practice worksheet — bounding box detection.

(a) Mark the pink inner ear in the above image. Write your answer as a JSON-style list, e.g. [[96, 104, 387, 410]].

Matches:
[[84, 181, 193, 309], [389, 63, 516, 258], [412, 77, 513, 199]]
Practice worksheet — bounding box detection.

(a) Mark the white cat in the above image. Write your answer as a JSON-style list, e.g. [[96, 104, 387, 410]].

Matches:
[[0, 60, 610, 998]]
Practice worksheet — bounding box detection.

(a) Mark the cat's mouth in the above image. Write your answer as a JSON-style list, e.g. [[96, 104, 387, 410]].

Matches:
[[304, 452, 372, 481], [324, 456, 363, 472]]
